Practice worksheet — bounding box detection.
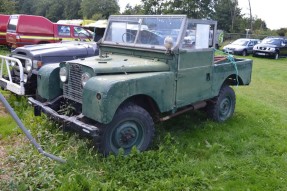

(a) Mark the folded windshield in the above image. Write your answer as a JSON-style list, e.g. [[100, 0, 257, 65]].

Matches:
[[103, 16, 185, 48]]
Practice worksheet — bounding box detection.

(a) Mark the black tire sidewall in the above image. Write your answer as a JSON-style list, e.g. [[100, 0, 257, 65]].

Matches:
[[100, 104, 154, 155], [208, 86, 236, 122]]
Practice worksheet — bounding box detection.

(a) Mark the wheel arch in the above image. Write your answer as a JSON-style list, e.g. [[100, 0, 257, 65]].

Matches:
[[223, 74, 244, 86], [118, 94, 161, 121]]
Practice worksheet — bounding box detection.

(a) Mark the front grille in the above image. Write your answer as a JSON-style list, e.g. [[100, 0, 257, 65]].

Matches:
[[63, 64, 83, 103]]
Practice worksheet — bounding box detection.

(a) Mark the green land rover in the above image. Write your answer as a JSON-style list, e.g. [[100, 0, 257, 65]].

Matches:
[[28, 15, 253, 155]]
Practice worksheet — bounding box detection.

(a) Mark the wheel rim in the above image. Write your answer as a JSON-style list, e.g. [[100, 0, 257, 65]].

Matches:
[[219, 96, 233, 120], [243, 50, 246, 56], [111, 120, 144, 150]]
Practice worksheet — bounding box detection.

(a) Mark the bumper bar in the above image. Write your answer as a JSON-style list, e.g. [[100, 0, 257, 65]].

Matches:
[[28, 96, 100, 138], [0, 55, 25, 95]]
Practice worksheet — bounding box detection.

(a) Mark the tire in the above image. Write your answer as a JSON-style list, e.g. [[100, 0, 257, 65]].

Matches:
[[207, 85, 236, 122], [97, 103, 155, 155], [274, 52, 279, 60], [242, 50, 247, 56]]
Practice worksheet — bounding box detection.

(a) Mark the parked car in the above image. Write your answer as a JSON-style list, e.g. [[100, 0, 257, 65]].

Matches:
[[0, 14, 10, 46], [253, 36, 287, 59], [0, 41, 99, 95], [28, 15, 253, 155], [222, 38, 260, 56], [6, 14, 93, 48]]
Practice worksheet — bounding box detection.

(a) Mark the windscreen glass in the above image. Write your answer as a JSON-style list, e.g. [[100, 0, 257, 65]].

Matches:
[[104, 16, 185, 49]]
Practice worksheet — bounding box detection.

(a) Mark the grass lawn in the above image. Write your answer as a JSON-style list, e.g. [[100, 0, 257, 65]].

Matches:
[[0, 47, 287, 190]]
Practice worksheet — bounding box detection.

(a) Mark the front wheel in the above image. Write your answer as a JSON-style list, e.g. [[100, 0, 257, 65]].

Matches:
[[97, 103, 155, 155], [274, 52, 279, 59], [207, 85, 236, 122], [242, 50, 247, 56]]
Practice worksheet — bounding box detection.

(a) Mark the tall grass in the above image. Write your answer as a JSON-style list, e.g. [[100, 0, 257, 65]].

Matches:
[[0, 47, 287, 190]]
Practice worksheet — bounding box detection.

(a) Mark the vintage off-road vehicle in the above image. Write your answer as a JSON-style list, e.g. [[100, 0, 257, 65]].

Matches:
[[28, 15, 252, 155]]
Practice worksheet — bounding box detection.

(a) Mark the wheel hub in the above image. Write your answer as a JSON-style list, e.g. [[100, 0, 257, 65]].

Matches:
[[220, 98, 231, 117], [113, 121, 142, 149]]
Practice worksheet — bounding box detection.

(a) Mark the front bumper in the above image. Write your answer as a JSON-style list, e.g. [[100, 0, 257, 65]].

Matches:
[[223, 49, 243, 55], [0, 55, 25, 95], [28, 96, 100, 138], [253, 50, 276, 57]]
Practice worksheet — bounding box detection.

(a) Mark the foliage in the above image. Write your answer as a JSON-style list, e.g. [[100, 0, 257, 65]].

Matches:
[[80, 0, 120, 19], [122, 4, 145, 15], [0, 0, 16, 14], [1, 49, 287, 190]]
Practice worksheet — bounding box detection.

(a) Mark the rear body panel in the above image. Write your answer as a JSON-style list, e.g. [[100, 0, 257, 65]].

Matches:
[[0, 14, 10, 46]]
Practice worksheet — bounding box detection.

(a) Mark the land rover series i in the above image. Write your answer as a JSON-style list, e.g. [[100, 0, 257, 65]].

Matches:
[[28, 15, 252, 155]]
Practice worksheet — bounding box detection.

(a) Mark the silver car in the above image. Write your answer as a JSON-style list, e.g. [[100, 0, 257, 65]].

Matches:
[[223, 38, 260, 56]]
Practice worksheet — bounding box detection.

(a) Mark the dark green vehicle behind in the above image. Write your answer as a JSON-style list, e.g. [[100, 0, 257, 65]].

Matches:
[[29, 15, 252, 155]]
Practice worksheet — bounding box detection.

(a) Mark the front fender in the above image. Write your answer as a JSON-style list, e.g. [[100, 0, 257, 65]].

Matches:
[[82, 72, 175, 124], [37, 64, 62, 100]]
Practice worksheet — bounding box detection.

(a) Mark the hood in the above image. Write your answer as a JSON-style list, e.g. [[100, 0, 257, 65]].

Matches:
[[223, 44, 245, 50], [11, 41, 98, 59], [254, 43, 277, 48], [70, 54, 170, 74]]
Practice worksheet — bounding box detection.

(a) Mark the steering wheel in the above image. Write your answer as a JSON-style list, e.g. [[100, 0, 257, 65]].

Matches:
[[122, 32, 136, 43]]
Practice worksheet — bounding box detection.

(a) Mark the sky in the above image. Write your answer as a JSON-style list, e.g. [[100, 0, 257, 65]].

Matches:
[[118, 0, 286, 30]]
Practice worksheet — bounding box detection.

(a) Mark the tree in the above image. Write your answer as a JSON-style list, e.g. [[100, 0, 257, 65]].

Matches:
[[141, 0, 166, 15], [14, 0, 36, 15], [80, 0, 119, 19], [0, 0, 16, 14], [212, 0, 243, 32], [63, 0, 82, 19], [122, 4, 144, 15], [45, 0, 65, 22]]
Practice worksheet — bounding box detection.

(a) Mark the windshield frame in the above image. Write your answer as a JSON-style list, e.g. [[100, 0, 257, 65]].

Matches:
[[102, 15, 187, 51]]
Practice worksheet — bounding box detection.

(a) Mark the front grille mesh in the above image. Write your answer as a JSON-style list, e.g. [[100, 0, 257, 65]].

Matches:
[[63, 64, 83, 103]]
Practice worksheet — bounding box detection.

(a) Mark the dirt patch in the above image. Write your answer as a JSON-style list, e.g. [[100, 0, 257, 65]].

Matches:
[[0, 101, 8, 117], [0, 136, 27, 182]]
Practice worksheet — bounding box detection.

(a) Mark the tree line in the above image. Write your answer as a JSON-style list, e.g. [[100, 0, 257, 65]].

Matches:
[[0, 0, 285, 36]]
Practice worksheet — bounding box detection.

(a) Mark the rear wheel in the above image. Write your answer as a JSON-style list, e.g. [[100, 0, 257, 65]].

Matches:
[[97, 103, 155, 155], [207, 85, 236, 122]]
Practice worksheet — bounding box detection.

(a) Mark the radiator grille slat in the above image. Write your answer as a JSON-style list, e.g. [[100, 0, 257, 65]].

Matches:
[[63, 64, 83, 103]]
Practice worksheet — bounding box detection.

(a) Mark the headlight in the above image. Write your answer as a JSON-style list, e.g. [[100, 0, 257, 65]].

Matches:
[[269, 48, 275, 51], [60, 67, 68, 82], [81, 72, 90, 87], [25, 60, 32, 71]]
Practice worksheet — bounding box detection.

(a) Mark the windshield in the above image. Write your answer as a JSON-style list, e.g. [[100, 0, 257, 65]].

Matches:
[[103, 16, 185, 49], [231, 39, 249, 46], [261, 38, 282, 46]]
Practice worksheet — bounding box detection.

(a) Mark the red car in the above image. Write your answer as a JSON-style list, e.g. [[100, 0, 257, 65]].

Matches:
[[0, 14, 10, 46], [6, 14, 93, 48]]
